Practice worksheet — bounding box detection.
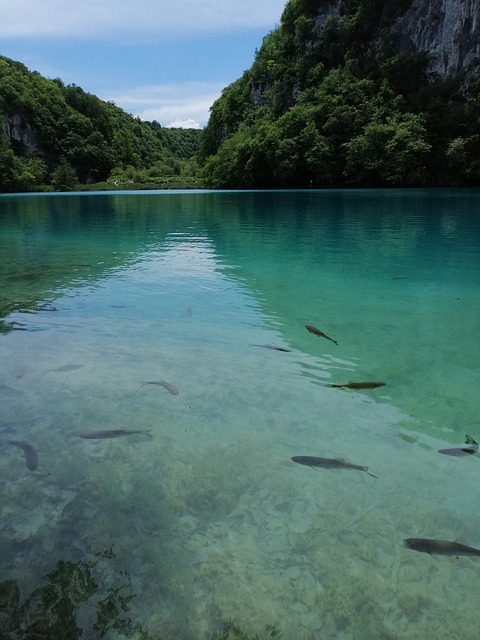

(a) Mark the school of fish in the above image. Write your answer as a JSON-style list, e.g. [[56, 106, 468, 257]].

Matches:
[[4, 315, 478, 581]]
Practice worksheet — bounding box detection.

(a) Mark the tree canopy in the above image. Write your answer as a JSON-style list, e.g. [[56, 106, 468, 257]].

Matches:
[[0, 56, 202, 192], [199, 0, 480, 188]]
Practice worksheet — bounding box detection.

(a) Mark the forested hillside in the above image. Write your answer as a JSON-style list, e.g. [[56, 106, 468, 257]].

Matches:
[[0, 56, 202, 192], [200, 0, 480, 188]]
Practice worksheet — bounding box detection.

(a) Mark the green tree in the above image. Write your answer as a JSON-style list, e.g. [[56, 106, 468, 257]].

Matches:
[[344, 112, 431, 185], [0, 139, 17, 191], [1, 54, 201, 191], [51, 158, 79, 191]]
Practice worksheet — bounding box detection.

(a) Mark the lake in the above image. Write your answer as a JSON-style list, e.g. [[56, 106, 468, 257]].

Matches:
[[1, 188, 480, 639]]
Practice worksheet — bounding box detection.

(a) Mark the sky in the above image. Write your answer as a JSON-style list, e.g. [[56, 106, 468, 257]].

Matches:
[[0, 0, 287, 129]]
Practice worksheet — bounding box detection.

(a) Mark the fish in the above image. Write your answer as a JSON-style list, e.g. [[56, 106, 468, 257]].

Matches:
[[13, 366, 29, 380], [438, 434, 478, 457], [141, 380, 179, 395], [404, 538, 480, 557], [305, 324, 338, 346], [78, 429, 147, 439], [328, 381, 386, 390], [8, 440, 39, 471], [43, 364, 83, 373], [291, 455, 377, 478], [0, 384, 23, 395], [250, 344, 292, 352]]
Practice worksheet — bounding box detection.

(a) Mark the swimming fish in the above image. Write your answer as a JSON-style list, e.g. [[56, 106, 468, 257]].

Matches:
[[438, 434, 478, 457], [404, 538, 480, 557], [141, 380, 179, 395], [78, 429, 146, 439], [44, 364, 83, 373], [329, 381, 386, 390], [8, 440, 39, 471], [250, 344, 292, 352], [305, 324, 338, 346], [291, 455, 377, 478]]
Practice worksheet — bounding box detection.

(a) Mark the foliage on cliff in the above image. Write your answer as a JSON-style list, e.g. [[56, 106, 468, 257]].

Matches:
[[199, 0, 480, 188], [0, 56, 201, 192]]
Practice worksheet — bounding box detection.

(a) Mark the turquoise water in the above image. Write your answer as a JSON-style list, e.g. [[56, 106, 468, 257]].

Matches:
[[1, 189, 480, 639]]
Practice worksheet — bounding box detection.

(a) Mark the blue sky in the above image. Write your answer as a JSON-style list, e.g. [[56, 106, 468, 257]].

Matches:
[[0, 0, 286, 129]]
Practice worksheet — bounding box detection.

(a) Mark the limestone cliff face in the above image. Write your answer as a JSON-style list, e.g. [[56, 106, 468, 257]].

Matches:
[[3, 114, 45, 158], [313, 0, 480, 77], [392, 0, 480, 76]]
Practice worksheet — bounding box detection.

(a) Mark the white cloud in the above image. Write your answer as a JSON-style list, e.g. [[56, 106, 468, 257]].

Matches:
[[0, 0, 286, 39], [166, 119, 201, 130], [100, 81, 224, 128]]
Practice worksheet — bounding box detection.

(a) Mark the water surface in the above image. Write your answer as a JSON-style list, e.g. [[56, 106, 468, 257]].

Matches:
[[1, 189, 480, 639]]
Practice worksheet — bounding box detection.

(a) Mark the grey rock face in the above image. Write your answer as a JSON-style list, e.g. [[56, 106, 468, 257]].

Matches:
[[3, 114, 44, 157], [312, 0, 480, 78], [392, 0, 480, 76]]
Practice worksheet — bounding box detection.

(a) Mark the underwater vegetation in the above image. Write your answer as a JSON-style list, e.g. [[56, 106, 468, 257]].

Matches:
[[211, 622, 281, 639], [0, 548, 282, 640], [0, 548, 155, 640]]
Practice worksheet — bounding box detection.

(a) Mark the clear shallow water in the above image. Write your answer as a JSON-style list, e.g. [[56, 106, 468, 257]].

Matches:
[[1, 189, 480, 639]]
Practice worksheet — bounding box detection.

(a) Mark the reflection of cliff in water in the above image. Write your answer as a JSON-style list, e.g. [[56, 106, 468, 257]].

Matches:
[[2, 188, 479, 333], [197, 188, 480, 332], [2, 189, 479, 324], [0, 192, 208, 332], [193, 189, 480, 437]]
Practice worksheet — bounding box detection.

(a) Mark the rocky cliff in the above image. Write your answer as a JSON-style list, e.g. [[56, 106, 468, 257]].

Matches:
[[313, 0, 480, 78], [200, 0, 480, 188], [392, 0, 480, 76], [3, 113, 46, 158]]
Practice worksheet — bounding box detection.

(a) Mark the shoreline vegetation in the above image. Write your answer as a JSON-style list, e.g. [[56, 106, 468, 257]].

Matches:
[[28, 175, 206, 193], [0, 55, 203, 194], [2, 1, 480, 194]]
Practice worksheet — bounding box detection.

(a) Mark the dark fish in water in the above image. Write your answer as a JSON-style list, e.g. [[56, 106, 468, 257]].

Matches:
[[329, 381, 386, 390], [79, 429, 146, 439], [13, 366, 29, 380], [0, 384, 23, 395], [251, 344, 292, 352], [291, 455, 377, 478], [404, 538, 480, 557], [438, 434, 478, 457], [8, 440, 39, 471], [305, 324, 338, 346], [44, 364, 83, 373], [141, 380, 179, 395]]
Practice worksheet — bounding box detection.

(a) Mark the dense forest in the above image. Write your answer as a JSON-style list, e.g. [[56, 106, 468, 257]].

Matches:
[[2, 0, 480, 192], [0, 55, 202, 192], [199, 0, 480, 188]]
